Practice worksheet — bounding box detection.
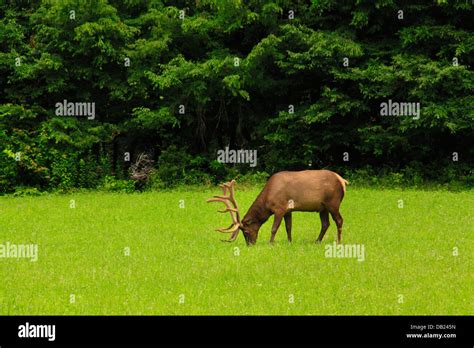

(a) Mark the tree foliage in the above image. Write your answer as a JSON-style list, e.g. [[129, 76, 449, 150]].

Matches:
[[0, 0, 472, 192]]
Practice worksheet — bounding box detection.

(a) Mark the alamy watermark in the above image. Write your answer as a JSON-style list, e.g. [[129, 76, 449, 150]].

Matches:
[[325, 241, 365, 262], [380, 99, 420, 120], [217, 146, 257, 167], [55, 99, 95, 120], [0, 242, 38, 262], [18, 322, 55, 341]]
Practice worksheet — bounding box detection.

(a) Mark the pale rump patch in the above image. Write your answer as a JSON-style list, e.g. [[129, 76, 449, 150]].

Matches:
[[334, 173, 349, 193]]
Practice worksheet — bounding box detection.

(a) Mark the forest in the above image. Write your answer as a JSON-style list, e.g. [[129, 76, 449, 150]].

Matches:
[[1, 0, 472, 193]]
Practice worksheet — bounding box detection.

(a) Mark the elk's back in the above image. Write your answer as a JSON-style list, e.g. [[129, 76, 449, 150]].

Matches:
[[264, 170, 345, 212]]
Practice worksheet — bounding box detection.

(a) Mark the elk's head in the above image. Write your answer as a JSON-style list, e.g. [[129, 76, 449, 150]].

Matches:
[[206, 180, 257, 245], [239, 216, 260, 245]]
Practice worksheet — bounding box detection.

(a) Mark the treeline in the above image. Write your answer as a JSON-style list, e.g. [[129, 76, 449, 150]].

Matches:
[[1, 0, 473, 193]]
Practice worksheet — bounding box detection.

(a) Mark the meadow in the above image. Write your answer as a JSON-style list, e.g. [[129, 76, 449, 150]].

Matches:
[[0, 186, 472, 315]]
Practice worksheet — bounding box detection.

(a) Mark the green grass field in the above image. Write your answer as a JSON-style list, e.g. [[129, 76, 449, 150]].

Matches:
[[0, 187, 472, 315]]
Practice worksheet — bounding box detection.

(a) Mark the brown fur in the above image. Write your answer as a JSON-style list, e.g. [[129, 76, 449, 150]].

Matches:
[[240, 170, 348, 245]]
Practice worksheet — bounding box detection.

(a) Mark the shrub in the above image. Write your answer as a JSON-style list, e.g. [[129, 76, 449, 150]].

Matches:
[[235, 171, 270, 185], [50, 153, 78, 191], [0, 149, 18, 194], [154, 145, 191, 187], [12, 187, 44, 197], [101, 175, 135, 193]]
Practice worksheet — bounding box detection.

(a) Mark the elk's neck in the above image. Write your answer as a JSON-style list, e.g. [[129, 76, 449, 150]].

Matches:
[[244, 189, 271, 224]]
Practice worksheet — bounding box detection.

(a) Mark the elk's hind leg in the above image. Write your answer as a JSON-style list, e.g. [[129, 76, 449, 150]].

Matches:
[[329, 209, 343, 244], [316, 210, 330, 243], [284, 212, 292, 242]]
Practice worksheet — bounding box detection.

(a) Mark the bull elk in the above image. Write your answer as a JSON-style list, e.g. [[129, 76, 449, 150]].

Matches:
[[207, 170, 348, 245]]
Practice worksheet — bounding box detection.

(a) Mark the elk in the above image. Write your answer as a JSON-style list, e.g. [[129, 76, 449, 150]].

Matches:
[[207, 170, 348, 245]]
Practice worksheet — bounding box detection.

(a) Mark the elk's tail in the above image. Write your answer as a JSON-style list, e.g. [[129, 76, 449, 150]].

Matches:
[[334, 173, 349, 194]]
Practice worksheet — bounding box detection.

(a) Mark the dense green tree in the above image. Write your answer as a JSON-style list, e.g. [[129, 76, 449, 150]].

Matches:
[[0, 0, 472, 192]]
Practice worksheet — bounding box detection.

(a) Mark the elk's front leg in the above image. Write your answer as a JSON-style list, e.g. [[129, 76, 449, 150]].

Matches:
[[284, 213, 292, 242], [270, 213, 284, 244]]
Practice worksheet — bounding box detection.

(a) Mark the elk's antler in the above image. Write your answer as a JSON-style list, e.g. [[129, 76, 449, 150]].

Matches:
[[206, 180, 242, 242]]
